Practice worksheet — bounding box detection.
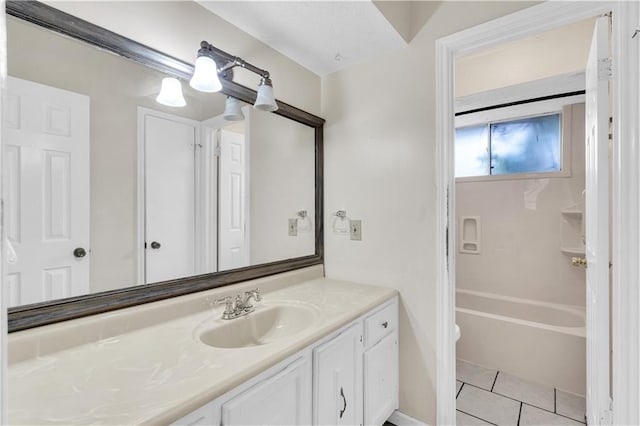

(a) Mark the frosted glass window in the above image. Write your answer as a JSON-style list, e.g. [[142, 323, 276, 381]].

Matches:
[[490, 114, 561, 175], [455, 125, 489, 178], [454, 112, 562, 178]]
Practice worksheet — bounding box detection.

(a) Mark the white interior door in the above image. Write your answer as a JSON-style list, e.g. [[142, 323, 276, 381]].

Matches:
[[4, 76, 90, 306], [585, 16, 611, 426], [218, 126, 250, 270], [142, 111, 197, 284], [197, 124, 218, 275]]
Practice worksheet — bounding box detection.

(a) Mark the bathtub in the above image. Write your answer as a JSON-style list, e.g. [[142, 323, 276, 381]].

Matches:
[[456, 288, 586, 395]]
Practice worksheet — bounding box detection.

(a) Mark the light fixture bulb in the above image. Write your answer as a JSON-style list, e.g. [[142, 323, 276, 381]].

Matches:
[[223, 96, 245, 121], [254, 78, 278, 112], [189, 55, 222, 92], [156, 77, 186, 107]]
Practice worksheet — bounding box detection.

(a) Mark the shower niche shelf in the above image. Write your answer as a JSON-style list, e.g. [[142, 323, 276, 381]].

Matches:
[[560, 203, 585, 256]]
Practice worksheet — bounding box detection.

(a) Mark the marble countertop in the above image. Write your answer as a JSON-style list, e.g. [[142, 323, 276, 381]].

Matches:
[[8, 275, 396, 425]]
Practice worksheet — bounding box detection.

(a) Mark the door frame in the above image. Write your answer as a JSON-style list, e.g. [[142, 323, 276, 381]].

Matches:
[[435, 2, 640, 425], [0, 1, 7, 422], [136, 107, 201, 285]]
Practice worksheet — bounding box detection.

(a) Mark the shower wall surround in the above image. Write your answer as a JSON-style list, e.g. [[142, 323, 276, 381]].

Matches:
[[456, 104, 586, 306]]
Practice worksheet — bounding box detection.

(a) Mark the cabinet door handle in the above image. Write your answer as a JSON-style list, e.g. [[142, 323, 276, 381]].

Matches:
[[382, 321, 389, 329], [339, 386, 347, 419]]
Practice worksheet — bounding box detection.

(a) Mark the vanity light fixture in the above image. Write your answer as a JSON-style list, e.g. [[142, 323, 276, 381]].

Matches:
[[190, 54, 222, 92], [223, 96, 245, 121], [190, 41, 278, 112], [254, 77, 278, 112], [156, 77, 186, 107]]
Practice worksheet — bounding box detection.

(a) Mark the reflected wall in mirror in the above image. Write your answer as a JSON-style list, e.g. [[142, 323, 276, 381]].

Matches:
[[4, 15, 316, 309]]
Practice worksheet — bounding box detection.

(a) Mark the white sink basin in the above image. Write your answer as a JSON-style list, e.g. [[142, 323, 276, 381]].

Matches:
[[198, 302, 319, 349]]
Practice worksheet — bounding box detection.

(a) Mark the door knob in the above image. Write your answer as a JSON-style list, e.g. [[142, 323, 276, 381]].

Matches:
[[572, 257, 587, 267], [150, 241, 161, 250], [73, 247, 87, 258]]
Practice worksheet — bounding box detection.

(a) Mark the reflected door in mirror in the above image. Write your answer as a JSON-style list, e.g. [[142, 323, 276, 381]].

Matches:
[[5, 76, 90, 307], [219, 127, 250, 270], [141, 110, 198, 284]]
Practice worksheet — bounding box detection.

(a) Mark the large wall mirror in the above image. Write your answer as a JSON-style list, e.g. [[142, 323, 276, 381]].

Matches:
[[5, 1, 324, 331]]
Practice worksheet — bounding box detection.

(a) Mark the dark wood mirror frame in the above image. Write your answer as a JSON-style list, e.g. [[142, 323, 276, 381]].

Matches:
[[6, 0, 325, 332]]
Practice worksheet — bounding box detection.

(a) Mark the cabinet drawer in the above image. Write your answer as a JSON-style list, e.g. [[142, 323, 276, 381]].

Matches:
[[364, 300, 397, 348]]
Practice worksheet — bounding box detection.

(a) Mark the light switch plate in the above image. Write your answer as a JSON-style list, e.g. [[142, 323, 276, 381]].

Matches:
[[288, 218, 298, 236], [350, 219, 362, 241]]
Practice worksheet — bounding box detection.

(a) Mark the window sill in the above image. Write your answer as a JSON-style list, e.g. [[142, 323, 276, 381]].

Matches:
[[455, 169, 571, 183]]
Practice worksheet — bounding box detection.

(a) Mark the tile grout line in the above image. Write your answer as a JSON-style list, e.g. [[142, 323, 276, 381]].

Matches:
[[517, 402, 523, 426], [462, 381, 584, 423], [457, 362, 586, 425], [521, 402, 587, 425], [456, 382, 464, 399], [456, 409, 498, 426], [490, 371, 499, 392]]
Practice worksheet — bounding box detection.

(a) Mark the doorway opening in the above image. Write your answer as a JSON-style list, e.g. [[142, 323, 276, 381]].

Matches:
[[434, 2, 640, 425], [453, 17, 596, 426]]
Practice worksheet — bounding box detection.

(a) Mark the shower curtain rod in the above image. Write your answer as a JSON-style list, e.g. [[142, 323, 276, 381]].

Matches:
[[455, 90, 586, 117]]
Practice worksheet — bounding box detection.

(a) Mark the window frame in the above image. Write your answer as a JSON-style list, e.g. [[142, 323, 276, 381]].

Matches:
[[454, 96, 583, 183]]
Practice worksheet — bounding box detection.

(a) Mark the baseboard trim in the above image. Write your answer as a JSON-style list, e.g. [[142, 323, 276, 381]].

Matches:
[[388, 410, 429, 426]]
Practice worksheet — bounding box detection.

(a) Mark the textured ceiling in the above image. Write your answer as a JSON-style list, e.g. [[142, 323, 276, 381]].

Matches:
[[197, 1, 408, 76]]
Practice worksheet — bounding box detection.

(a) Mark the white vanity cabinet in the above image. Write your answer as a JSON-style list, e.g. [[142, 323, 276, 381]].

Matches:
[[221, 356, 311, 425], [363, 302, 399, 426], [313, 323, 363, 425], [171, 297, 398, 426]]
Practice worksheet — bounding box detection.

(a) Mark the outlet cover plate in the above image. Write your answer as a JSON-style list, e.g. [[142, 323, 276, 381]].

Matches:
[[288, 218, 298, 236], [350, 219, 362, 241]]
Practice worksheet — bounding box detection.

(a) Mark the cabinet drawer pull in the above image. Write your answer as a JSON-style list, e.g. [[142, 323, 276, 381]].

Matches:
[[339, 386, 347, 419], [381, 321, 389, 329]]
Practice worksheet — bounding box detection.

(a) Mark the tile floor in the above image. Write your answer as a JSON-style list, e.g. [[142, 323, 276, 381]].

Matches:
[[456, 359, 586, 426]]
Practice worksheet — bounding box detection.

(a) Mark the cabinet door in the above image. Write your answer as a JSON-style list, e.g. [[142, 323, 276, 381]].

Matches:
[[221, 356, 311, 425], [364, 332, 398, 426], [313, 323, 363, 426]]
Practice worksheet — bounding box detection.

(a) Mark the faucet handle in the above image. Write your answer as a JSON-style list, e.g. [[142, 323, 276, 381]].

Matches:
[[246, 288, 262, 301], [215, 296, 235, 315]]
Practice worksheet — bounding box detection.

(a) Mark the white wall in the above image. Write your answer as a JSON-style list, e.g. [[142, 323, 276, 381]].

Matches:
[[456, 17, 594, 97], [456, 104, 586, 306], [249, 110, 316, 265], [321, 2, 538, 423]]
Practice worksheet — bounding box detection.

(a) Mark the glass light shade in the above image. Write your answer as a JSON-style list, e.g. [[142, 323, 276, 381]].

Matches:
[[156, 77, 186, 107], [254, 82, 278, 111], [189, 55, 222, 92], [223, 96, 245, 121]]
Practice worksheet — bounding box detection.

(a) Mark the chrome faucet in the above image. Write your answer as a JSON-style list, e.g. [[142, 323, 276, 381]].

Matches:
[[215, 288, 262, 320], [236, 289, 262, 311]]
